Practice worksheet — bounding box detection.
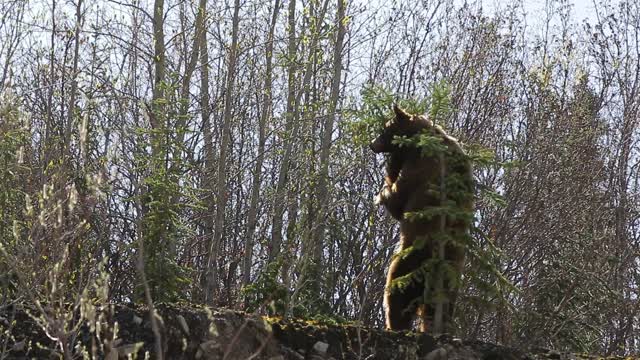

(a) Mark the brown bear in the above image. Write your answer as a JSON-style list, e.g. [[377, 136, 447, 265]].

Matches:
[[370, 105, 473, 333]]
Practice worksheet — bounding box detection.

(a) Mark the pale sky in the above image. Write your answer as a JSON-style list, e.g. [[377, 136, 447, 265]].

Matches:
[[526, 0, 599, 23], [486, 0, 600, 24]]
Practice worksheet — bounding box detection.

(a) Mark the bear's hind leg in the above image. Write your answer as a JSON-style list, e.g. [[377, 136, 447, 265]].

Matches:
[[385, 287, 416, 330], [385, 255, 423, 331]]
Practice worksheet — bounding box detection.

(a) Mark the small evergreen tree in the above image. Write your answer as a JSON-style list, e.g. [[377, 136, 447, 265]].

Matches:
[[135, 91, 195, 302]]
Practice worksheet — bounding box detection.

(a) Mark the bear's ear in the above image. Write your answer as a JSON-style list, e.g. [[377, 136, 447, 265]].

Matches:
[[393, 104, 411, 123]]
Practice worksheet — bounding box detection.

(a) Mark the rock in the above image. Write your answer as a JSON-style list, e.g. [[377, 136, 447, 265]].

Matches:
[[199, 339, 221, 353], [0, 303, 627, 360], [548, 350, 562, 359], [177, 314, 190, 335], [313, 341, 329, 355], [116, 343, 145, 357], [425, 347, 448, 360], [104, 348, 118, 360], [11, 340, 25, 352]]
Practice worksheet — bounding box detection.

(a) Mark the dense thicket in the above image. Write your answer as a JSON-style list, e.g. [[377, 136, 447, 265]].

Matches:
[[1, 0, 639, 355]]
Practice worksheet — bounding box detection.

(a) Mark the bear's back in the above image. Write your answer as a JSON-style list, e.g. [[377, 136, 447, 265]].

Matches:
[[396, 120, 473, 247], [397, 118, 470, 214]]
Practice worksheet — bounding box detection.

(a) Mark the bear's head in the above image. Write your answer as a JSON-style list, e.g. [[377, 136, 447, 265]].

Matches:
[[369, 105, 426, 153]]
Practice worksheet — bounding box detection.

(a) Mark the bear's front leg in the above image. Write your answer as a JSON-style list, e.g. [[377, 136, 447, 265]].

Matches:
[[375, 182, 405, 220], [374, 183, 391, 205]]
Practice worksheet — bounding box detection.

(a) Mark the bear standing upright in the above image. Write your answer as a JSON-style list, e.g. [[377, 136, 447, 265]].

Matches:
[[370, 105, 474, 333]]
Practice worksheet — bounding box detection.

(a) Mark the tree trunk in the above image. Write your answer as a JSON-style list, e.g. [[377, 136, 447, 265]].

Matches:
[[206, 0, 241, 305], [269, 0, 298, 264], [199, 2, 214, 304], [174, 0, 207, 169], [285, 0, 331, 312], [151, 0, 166, 136], [270, 0, 330, 265], [308, 0, 347, 296], [243, 0, 281, 301], [65, 0, 83, 153]]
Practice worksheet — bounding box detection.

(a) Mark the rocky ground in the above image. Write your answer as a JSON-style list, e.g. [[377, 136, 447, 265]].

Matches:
[[0, 303, 630, 359]]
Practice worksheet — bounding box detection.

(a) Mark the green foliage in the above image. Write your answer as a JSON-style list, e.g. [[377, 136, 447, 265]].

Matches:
[[0, 95, 29, 297], [138, 167, 193, 302], [392, 132, 448, 156], [135, 95, 195, 303], [242, 258, 335, 319], [304, 311, 349, 326], [346, 84, 428, 146], [428, 81, 453, 122], [242, 260, 289, 315], [0, 98, 28, 226], [290, 270, 333, 320]]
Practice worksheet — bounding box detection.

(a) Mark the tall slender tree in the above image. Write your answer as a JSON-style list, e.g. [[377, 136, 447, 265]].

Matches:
[[206, 0, 242, 304]]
